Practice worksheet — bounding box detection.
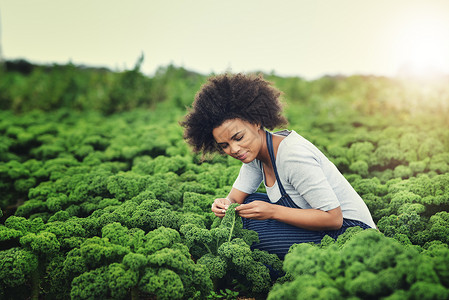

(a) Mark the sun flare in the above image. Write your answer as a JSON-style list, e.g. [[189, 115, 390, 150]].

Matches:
[[393, 6, 449, 77]]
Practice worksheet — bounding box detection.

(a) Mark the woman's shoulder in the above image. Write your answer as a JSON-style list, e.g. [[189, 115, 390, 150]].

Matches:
[[273, 129, 292, 137], [277, 130, 321, 162], [278, 130, 306, 149]]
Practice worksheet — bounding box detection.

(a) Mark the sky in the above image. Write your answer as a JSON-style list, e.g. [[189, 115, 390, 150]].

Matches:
[[1, 0, 449, 79]]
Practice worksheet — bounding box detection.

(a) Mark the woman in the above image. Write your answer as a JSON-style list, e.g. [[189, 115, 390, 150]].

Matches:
[[181, 73, 376, 259]]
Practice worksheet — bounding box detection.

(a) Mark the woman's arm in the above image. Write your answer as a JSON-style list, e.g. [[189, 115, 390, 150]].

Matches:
[[235, 201, 343, 230], [252, 135, 343, 230], [212, 187, 343, 230], [211, 187, 248, 218]]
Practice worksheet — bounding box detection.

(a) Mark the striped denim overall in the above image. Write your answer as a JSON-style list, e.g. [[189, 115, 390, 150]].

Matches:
[[242, 131, 371, 259]]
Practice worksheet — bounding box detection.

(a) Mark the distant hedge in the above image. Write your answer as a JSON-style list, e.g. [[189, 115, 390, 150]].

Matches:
[[0, 56, 206, 114], [1, 57, 448, 121]]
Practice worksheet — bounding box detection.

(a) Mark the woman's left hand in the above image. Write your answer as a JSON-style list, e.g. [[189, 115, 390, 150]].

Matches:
[[235, 200, 276, 220]]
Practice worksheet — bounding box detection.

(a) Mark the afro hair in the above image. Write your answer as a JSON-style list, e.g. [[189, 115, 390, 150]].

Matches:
[[181, 73, 288, 154]]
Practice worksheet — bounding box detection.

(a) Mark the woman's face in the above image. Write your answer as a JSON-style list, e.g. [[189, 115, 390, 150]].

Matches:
[[212, 119, 263, 163]]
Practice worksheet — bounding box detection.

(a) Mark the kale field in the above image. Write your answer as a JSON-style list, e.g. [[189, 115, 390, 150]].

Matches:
[[1, 60, 449, 299]]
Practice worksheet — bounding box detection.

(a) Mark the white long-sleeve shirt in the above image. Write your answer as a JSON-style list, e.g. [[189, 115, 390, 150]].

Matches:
[[232, 130, 376, 229]]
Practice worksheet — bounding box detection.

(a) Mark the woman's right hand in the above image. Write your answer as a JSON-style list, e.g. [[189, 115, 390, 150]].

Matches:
[[211, 198, 232, 218]]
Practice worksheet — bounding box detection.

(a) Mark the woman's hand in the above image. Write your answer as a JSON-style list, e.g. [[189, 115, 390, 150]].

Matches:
[[235, 200, 276, 220], [211, 198, 232, 218], [236, 201, 343, 230]]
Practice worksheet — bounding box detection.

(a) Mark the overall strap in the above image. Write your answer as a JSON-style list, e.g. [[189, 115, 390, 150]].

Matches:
[[266, 131, 288, 197]]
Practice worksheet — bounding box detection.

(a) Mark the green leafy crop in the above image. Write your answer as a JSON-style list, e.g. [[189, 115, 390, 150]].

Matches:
[[1, 62, 449, 299]]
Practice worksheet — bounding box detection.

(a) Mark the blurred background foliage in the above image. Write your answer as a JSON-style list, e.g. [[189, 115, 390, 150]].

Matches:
[[0, 56, 206, 113], [1, 57, 449, 299], [1, 56, 448, 121]]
